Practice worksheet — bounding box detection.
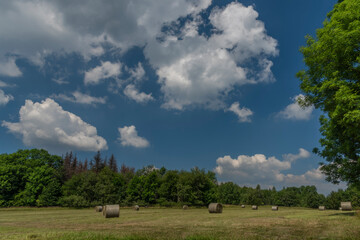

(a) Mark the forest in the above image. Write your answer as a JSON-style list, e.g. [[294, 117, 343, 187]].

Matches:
[[0, 148, 359, 209]]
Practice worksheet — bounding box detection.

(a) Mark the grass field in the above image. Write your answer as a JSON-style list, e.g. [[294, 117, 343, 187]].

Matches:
[[0, 206, 359, 240]]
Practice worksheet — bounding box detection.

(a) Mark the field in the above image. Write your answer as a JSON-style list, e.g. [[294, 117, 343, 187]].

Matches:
[[0, 206, 359, 240]]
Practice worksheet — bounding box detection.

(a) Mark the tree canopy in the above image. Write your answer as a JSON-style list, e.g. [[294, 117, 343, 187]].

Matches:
[[1, 149, 360, 209], [297, 0, 360, 185]]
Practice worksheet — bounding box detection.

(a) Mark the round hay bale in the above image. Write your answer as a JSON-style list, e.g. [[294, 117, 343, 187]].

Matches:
[[341, 202, 352, 211], [102, 206, 106, 216], [272, 206, 278, 211], [95, 206, 103, 212], [104, 204, 119, 218], [134, 205, 140, 211], [241, 205, 245, 208], [183, 205, 189, 210], [318, 206, 325, 211], [252, 205, 258, 210], [208, 203, 223, 213], [339, 207, 342, 211]]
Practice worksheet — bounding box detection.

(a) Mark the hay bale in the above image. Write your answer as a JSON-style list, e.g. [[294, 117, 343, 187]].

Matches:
[[252, 205, 258, 210], [318, 206, 325, 211], [134, 205, 140, 211], [183, 205, 188, 210], [241, 205, 245, 208], [102, 206, 106, 216], [104, 205, 119, 218], [95, 206, 103, 212], [339, 207, 342, 210], [272, 206, 278, 211], [341, 202, 352, 211], [208, 203, 223, 213]]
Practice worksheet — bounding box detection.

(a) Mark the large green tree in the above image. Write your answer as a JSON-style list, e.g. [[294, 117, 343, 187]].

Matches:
[[0, 149, 63, 206], [297, 0, 360, 185]]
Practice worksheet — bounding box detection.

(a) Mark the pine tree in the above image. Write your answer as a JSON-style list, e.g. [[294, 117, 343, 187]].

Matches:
[[108, 154, 118, 172]]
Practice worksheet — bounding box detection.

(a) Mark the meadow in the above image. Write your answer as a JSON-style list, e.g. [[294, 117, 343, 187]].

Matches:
[[0, 206, 359, 240]]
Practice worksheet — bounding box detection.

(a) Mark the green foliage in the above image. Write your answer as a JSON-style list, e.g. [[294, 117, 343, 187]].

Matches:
[[0, 149, 63, 206], [2, 149, 360, 209], [59, 195, 89, 208], [297, 0, 360, 185]]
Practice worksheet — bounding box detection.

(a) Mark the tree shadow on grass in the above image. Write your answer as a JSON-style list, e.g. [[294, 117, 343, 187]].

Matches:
[[328, 212, 355, 217]]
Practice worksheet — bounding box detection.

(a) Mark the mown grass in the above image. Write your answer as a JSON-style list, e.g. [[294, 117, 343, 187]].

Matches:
[[0, 206, 359, 240]]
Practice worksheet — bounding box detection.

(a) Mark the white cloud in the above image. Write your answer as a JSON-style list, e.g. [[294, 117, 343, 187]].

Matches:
[[84, 61, 121, 85], [214, 148, 343, 194], [277, 94, 314, 120], [128, 63, 146, 82], [0, 1, 278, 111], [52, 77, 69, 85], [2, 98, 108, 152], [0, 0, 211, 75], [227, 102, 253, 122], [0, 89, 14, 105], [0, 80, 15, 88], [0, 58, 22, 77], [145, 2, 278, 110], [123, 84, 154, 103], [118, 125, 149, 148], [53, 91, 106, 105], [283, 148, 310, 162]]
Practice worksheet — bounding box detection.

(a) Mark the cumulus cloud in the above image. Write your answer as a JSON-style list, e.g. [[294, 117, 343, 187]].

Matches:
[[0, 1, 278, 111], [283, 148, 310, 162], [227, 102, 253, 122], [52, 91, 106, 105], [0, 0, 211, 76], [277, 94, 314, 120], [123, 84, 154, 103], [2, 98, 108, 152], [84, 61, 121, 85], [214, 148, 341, 193], [118, 125, 149, 148], [145, 2, 278, 110], [0, 89, 14, 105]]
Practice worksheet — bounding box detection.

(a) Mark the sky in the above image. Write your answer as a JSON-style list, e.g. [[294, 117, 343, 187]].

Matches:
[[0, 0, 345, 194]]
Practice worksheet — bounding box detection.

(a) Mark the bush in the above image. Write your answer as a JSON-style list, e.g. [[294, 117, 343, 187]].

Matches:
[[59, 195, 89, 208]]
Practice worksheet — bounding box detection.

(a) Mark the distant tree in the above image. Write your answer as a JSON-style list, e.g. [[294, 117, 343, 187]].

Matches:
[[158, 170, 179, 203], [91, 151, 104, 173], [297, 0, 360, 185], [218, 182, 241, 205], [108, 154, 118, 173]]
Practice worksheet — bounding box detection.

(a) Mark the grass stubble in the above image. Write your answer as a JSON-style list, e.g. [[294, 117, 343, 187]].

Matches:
[[0, 206, 359, 240]]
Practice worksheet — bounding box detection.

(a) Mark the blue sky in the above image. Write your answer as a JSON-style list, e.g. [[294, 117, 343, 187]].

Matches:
[[0, 0, 344, 194]]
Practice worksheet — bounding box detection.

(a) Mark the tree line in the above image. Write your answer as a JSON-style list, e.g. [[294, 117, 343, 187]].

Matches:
[[0, 149, 359, 209]]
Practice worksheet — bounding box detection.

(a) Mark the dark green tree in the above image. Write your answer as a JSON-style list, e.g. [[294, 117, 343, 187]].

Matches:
[[297, 0, 360, 185]]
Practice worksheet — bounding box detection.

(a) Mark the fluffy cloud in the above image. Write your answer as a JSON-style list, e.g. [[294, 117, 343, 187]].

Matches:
[[123, 84, 154, 103], [283, 148, 310, 162], [118, 125, 149, 148], [227, 102, 253, 122], [2, 98, 108, 152], [0, 1, 277, 111], [0, 89, 14, 105], [0, 0, 211, 76], [277, 94, 314, 120], [52, 91, 106, 105], [214, 148, 340, 193], [84, 61, 121, 85], [146, 2, 278, 110]]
